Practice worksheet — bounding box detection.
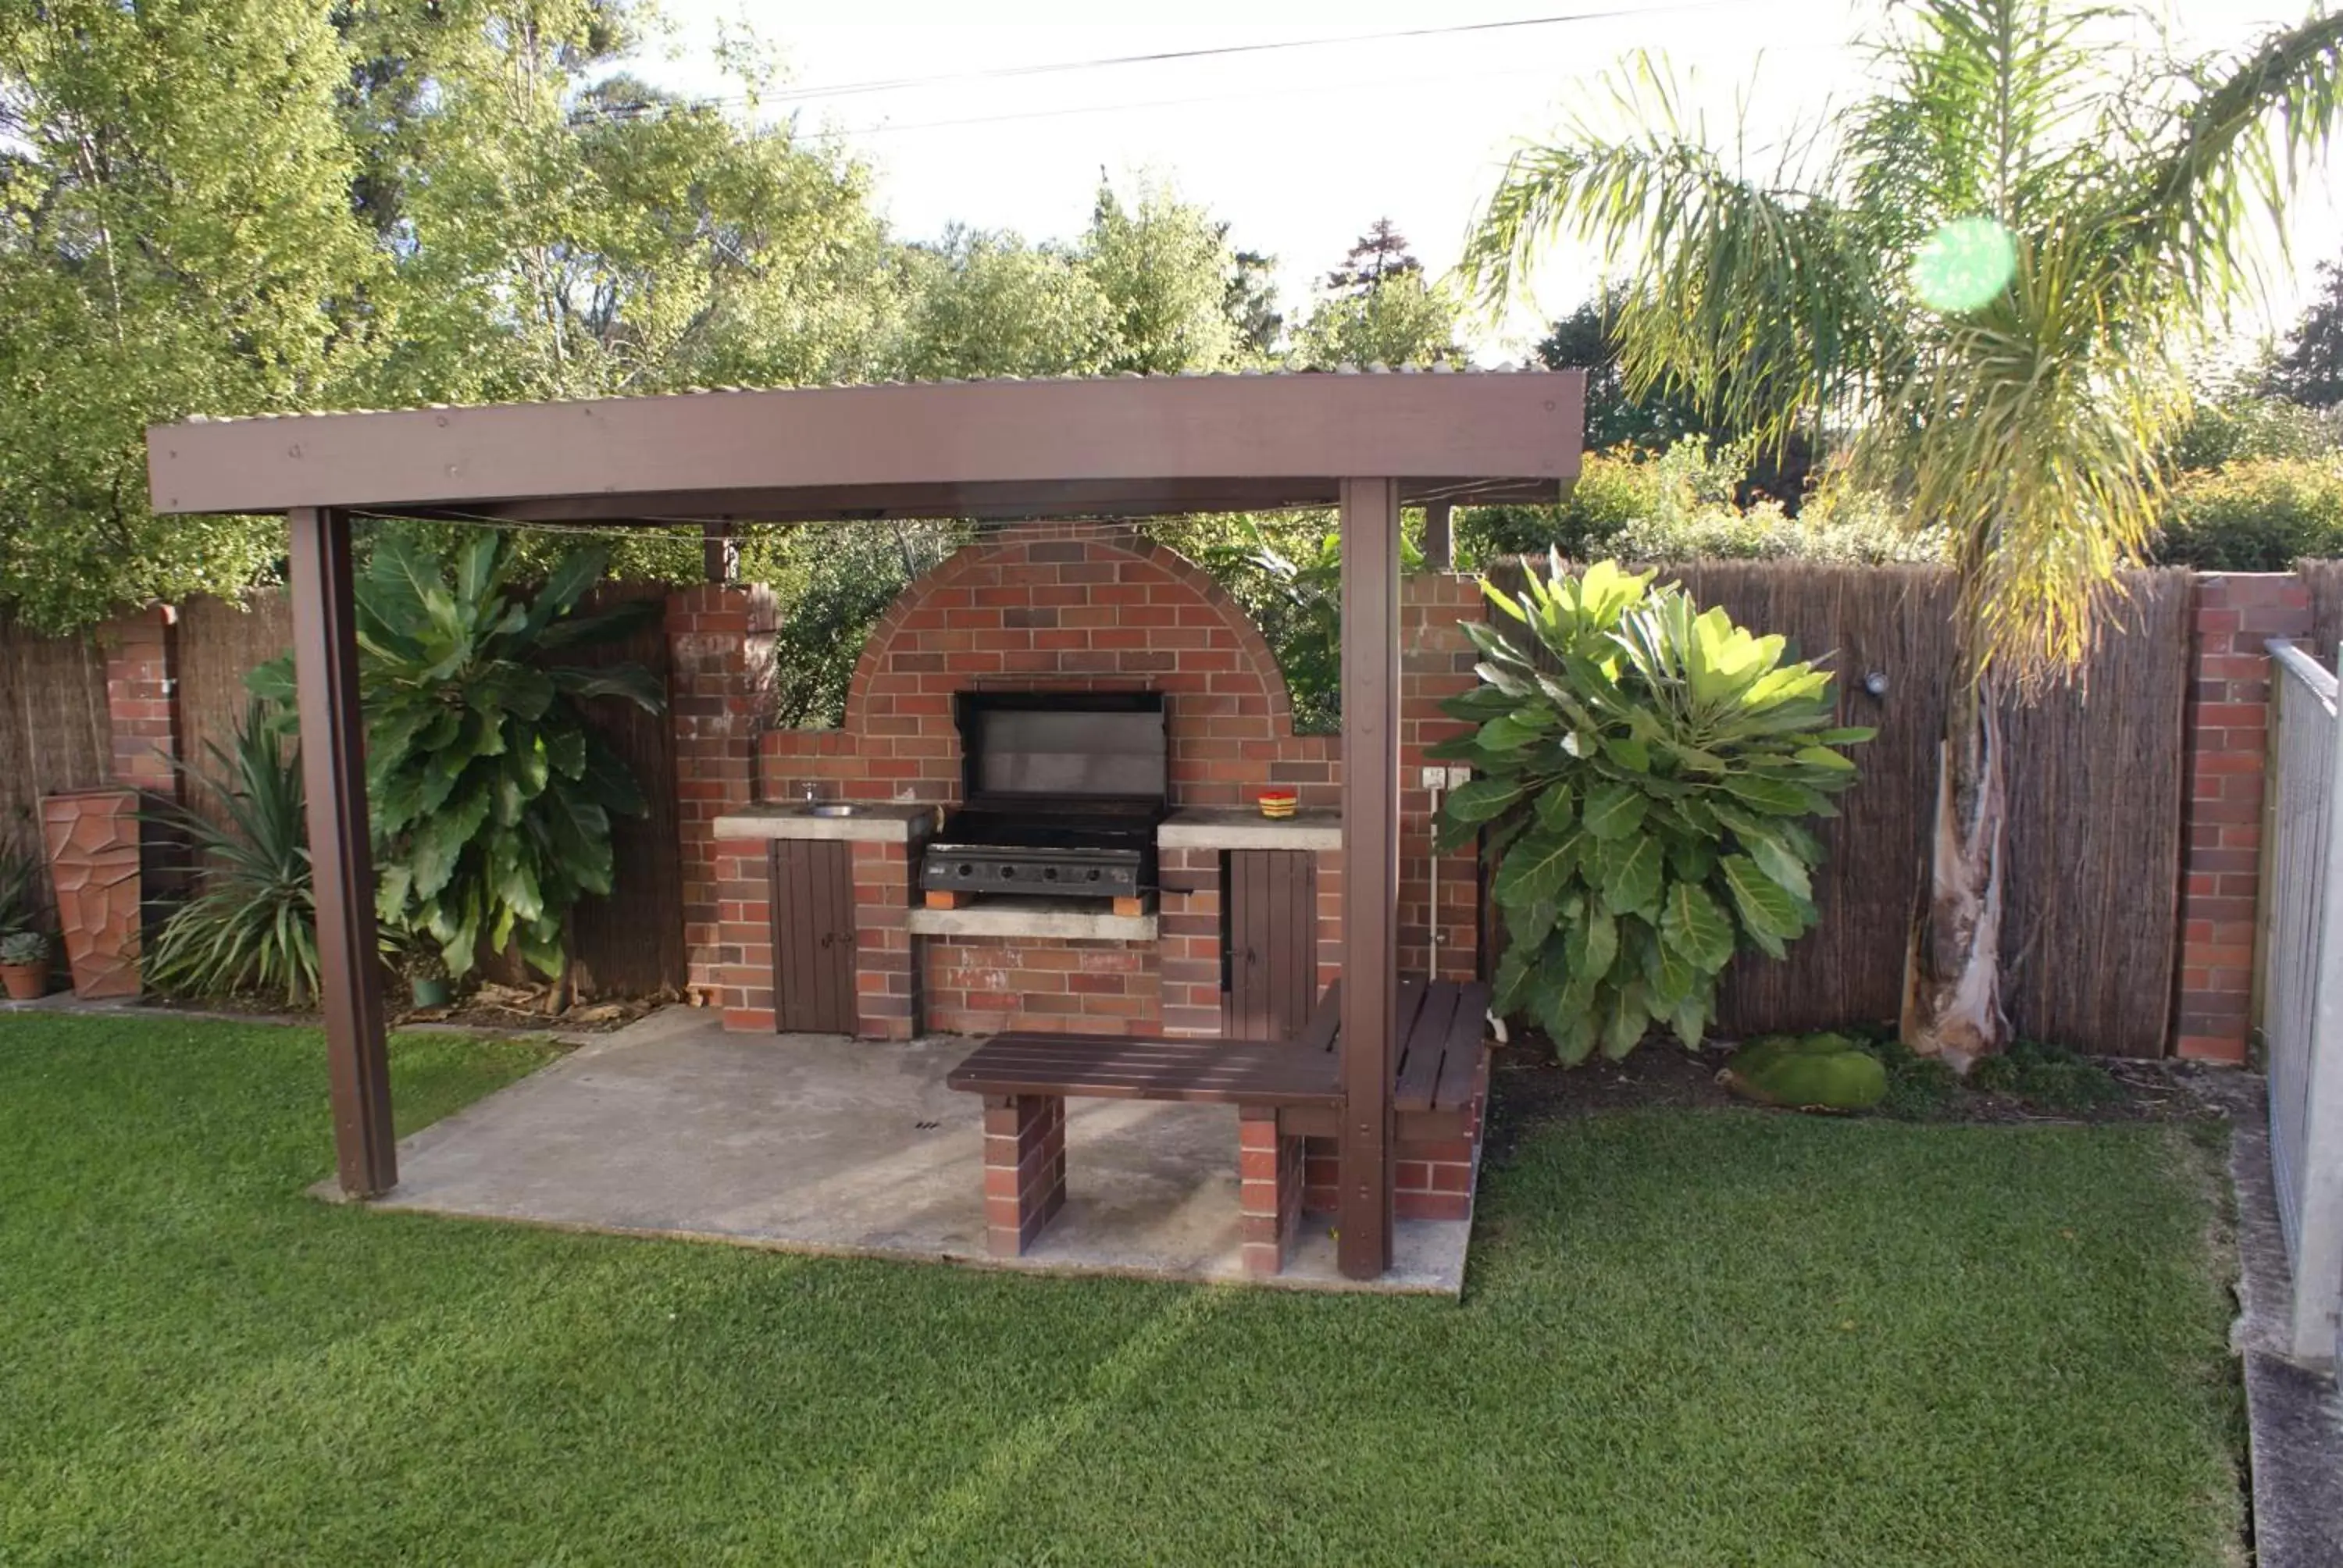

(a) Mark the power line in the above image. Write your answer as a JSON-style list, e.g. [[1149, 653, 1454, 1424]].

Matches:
[[575, 4, 1754, 125]]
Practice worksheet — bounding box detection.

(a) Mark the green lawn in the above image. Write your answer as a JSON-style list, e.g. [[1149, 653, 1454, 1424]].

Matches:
[[0, 1014, 2241, 1566]]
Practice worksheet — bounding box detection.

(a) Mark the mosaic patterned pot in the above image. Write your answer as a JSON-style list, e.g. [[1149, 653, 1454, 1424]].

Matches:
[[41, 789, 143, 1000]]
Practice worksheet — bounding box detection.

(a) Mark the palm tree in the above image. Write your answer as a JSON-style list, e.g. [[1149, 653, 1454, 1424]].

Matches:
[[1463, 0, 2343, 1068]]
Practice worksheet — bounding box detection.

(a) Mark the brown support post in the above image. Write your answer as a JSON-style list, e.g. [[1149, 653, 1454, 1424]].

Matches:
[[1422, 501, 1453, 572], [289, 506, 396, 1197], [1338, 477, 1401, 1279]]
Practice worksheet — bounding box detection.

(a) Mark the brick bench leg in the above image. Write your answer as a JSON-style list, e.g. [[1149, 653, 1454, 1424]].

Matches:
[[1238, 1105, 1304, 1278], [982, 1093, 1066, 1257]]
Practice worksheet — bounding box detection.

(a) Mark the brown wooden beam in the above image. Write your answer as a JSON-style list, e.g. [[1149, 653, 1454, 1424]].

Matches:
[[1338, 477, 1401, 1279], [148, 373, 1585, 519], [289, 506, 395, 1197]]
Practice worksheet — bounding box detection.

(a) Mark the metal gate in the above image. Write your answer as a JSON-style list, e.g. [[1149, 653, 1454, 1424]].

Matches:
[[2259, 640, 2343, 1364]]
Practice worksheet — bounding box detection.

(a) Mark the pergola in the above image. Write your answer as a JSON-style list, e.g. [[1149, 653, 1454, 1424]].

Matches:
[[145, 369, 1585, 1280]]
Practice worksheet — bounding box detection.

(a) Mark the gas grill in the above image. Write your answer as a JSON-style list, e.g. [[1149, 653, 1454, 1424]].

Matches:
[[920, 692, 1168, 904]]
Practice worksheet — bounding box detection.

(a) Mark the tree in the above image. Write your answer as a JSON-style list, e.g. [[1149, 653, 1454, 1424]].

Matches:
[[1464, 0, 2343, 1067], [1223, 248, 1285, 361], [2268, 259, 2343, 408], [0, 0, 388, 630], [1536, 285, 1706, 451], [894, 226, 1111, 380], [1325, 218, 1422, 294], [337, 4, 900, 404], [1080, 179, 1239, 376], [1290, 222, 1464, 370]]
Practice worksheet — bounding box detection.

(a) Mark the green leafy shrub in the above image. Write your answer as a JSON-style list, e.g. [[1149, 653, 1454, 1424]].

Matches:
[[2156, 456, 2343, 569], [255, 534, 662, 982], [1458, 441, 1929, 567], [2168, 390, 2339, 470], [1435, 559, 1871, 1062], [1186, 515, 1425, 732], [1721, 1032, 1888, 1110], [757, 520, 966, 729], [144, 699, 318, 1005]]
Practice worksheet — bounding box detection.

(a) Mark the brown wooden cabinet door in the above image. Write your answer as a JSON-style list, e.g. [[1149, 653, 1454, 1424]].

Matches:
[[770, 839, 857, 1035], [1225, 849, 1318, 1042]]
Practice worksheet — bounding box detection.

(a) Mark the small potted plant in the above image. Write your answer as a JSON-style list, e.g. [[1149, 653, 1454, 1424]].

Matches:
[[383, 922, 452, 1010], [0, 930, 51, 1000]]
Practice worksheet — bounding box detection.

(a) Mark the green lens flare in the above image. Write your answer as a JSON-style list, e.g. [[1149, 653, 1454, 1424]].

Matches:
[[1911, 217, 2017, 312]]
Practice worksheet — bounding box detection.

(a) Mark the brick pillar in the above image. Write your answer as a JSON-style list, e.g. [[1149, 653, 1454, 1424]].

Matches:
[[102, 605, 180, 796], [667, 586, 777, 1006], [1238, 1104, 1303, 1277], [982, 1092, 1066, 1256], [852, 840, 920, 1039], [2175, 572, 2311, 1064], [1159, 844, 1221, 1036], [1400, 575, 1483, 981]]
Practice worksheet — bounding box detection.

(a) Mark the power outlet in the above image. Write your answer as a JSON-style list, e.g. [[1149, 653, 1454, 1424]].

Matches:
[[1418, 765, 1446, 789], [1446, 766, 1474, 789]]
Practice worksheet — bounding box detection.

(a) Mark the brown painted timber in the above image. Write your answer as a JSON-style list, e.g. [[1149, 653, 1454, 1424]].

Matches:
[[947, 1033, 1343, 1106], [144, 374, 1585, 520], [1339, 476, 1402, 1279], [289, 508, 395, 1197]]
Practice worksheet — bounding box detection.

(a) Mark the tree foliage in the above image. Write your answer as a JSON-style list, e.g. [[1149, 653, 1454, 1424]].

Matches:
[[1464, 2, 2343, 690], [1436, 561, 1869, 1063], [2268, 258, 2343, 408], [1290, 221, 1463, 369], [0, 0, 387, 629]]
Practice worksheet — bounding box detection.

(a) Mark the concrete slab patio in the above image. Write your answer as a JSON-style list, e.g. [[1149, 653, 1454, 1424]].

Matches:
[[351, 1007, 1473, 1295]]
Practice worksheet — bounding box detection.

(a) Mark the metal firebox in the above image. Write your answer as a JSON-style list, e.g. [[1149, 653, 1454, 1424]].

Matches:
[[919, 692, 1168, 904]]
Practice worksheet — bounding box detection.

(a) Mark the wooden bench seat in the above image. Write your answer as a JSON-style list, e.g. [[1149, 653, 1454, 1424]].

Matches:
[[947, 978, 1492, 1276]]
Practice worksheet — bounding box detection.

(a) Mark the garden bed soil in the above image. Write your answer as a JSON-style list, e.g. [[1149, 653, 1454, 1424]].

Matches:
[[1483, 1028, 2231, 1166]]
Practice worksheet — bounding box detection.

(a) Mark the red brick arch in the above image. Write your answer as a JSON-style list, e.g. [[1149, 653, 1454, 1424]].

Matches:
[[768, 524, 1325, 810]]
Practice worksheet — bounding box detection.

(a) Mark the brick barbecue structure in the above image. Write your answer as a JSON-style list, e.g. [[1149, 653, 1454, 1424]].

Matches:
[[697, 524, 1492, 1226], [146, 370, 1585, 1279]]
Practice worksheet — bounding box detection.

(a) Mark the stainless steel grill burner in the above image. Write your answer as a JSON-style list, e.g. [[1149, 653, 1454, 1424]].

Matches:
[[919, 692, 1167, 904]]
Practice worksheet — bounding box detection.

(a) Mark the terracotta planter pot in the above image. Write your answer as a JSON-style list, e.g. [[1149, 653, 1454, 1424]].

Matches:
[[1, 960, 48, 1000], [40, 789, 143, 1000]]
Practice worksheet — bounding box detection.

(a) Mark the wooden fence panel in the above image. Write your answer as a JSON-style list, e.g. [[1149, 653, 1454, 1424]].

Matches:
[[0, 617, 111, 907], [558, 582, 685, 998], [175, 592, 297, 822], [1479, 560, 2189, 1055]]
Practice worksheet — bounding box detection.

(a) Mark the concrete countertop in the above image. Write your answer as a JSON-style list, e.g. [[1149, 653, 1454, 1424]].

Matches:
[[1158, 806, 1341, 852], [711, 802, 941, 843], [907, 897, 1158, 943]]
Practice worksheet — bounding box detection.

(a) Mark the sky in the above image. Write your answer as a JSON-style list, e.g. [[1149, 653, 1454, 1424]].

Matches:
[[622, 1, 2341, 362]]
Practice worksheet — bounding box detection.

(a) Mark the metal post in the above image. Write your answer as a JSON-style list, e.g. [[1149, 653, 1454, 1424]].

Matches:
[[289, 507, 395, 1197], [2288, 640, 2343, 1363], [1338, 477, 1400, 1279]]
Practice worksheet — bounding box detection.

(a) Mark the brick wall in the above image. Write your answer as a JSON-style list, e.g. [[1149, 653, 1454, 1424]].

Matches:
[[2174, 573, 2310, 1064], [669, 586, 778, 1007], [102, 606, 180, 796]]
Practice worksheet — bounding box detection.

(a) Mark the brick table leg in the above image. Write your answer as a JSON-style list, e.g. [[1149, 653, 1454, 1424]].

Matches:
[[982, 1093, 1066, 1257], [1239, 1105, 1304, 1278]]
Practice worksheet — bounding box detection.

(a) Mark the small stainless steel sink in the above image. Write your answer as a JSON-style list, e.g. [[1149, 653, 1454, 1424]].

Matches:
[[809, 803, 860, 818]]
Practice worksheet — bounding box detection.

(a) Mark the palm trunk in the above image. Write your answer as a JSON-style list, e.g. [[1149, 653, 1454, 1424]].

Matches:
[[1901, 671, 2008, 1070]]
